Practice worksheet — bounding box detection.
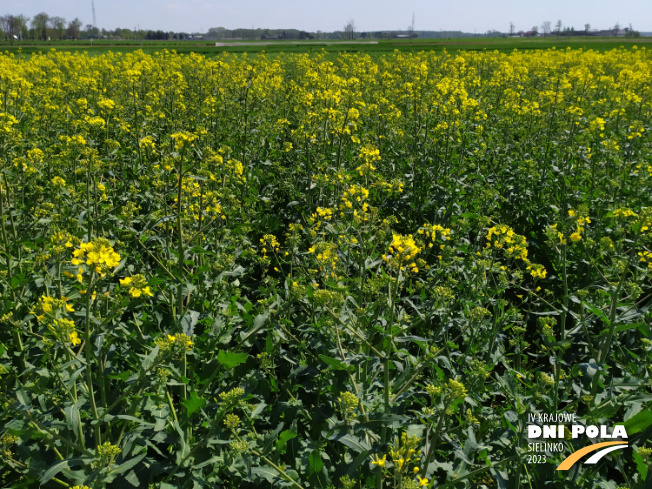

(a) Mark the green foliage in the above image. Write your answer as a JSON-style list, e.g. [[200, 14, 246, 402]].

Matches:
[[0, 47, 651, 489]]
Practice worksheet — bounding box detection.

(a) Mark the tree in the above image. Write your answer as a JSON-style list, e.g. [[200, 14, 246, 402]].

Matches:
[[208, 26, 227, 40], [0, 15, 11, 40], [114, 27, 135, 40], [31, 12, 49, 40], [613, 22, 620, 36], [531, 26, 539, 36], [541, 21, 551, 37], [17, 15, 29, 40], [509, 22, 515, 36], [624, 23, 640, 38], [584, 23, 591, 35], [50, 16, 66, 40], [555, 20, 562, 37], [1, 14, 30, 41], [67, 18, 83, 40], [344, 19, 356, 40], [85, 23, 99, 38]]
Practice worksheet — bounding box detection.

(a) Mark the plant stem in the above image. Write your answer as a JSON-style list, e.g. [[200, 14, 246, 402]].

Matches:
[[176, 148, 186, 320], [83, 272, 101, 447]]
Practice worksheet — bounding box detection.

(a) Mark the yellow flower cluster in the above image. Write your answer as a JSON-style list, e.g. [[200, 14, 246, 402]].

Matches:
[[172, 334, 193, 350], [260, 234, 280, 255], [568, 208, 591, 242], [96, 442, 121, 467], [31, 295, 75, 322], [486, 225, 528, 261], [548, 223, 566, 244], [639, 251, 652, 269], [486, 224, 548, 280], [218, 386, 246, 406], [71, 238, 121, 277], [308, 241, 339, 277], [342, 184, 370, 202], [139, 135, 156, 152], [526, 263, 547, 280], [51, 176, 66, 187], [356, 144, 380, 175], [418, 223, 451, 259], [174, 181, 225, 222], [49, 230, 74, 255], [171, 131, 197, 151], [338, 185, 372, 222], [223, 413, 241, 430], [155, 333, 194, 352], [119, 274, 153, 298], [376, 432, 426, 486], [446, 379, 468, 400], [97, 96, 116, 111], [612, 208, 638, 219], [372, 178, 405, 195], [383, 234, 421, 273], [48, 318, 81, 347], [337, 391, 359, 420], [420, 223, 451, 243], [314, 207, 333, 220]]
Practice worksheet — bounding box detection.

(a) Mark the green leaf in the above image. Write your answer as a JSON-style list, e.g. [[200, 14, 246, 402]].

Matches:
[[276, 430, 297, 454], [181, 309, 200, 335], [633, 451, 648, 481], [41, 458, 87, 485], [114, 257, 128, 274], [217, 350, 248, 369], [615, 321, 651, 337], [358, 413, 407, 430], [624, 410, 652, 434], [261, 423, 284, 456], [309, 450, 324, 474], [181, 391, 206, 417], [318, 354, 352, 371], [251, 466, 281, 483], [4, 419, 25, 435], [583, 303, 610, 326], [110, 453, 147, 476], [240, 312, 268, 343], [64, 403, 81, 442], [124, 469, 141, 487], [152, 214, 176, 228], [141, 346, 159, 369], [16, 388, 32, 408], [108, 370, 134, 381], [172, 421, 188, 465], [328, 433, 371, 453], [115, 415, 156, 430]]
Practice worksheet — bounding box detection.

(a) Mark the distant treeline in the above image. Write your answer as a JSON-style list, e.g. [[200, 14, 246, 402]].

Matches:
[[0, 12, 644, 42]]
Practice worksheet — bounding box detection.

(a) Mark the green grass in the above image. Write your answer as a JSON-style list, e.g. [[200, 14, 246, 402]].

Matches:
[[1, 36, 649, 57]]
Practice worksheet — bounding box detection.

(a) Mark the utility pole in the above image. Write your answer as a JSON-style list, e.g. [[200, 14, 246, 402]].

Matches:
[[92, 0, 97, 29], [408, 12, 415, 37]]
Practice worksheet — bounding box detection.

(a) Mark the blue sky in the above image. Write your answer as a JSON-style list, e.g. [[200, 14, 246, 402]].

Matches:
[[7, 0, 652, 33]]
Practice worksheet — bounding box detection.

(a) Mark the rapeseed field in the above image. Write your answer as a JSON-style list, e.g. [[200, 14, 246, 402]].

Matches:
[[0, 47, 651, 488]]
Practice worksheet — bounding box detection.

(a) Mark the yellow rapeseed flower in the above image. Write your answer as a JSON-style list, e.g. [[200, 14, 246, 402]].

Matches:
[[371, 454, 387, 467], [71, 238, 121, 277]]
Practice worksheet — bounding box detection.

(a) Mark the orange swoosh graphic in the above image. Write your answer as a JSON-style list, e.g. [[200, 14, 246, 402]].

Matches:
[[557, 441, 628, 470]]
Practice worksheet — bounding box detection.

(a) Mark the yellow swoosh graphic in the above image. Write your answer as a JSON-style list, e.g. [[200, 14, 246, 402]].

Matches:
[[557, 441, 628, 470]]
